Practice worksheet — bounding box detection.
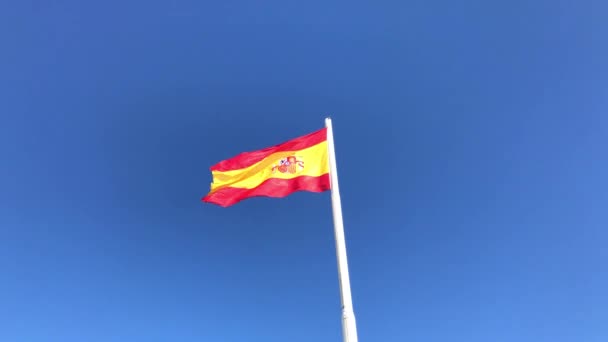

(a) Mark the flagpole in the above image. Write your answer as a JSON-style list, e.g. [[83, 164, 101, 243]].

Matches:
[[325, 117, 359, 342]]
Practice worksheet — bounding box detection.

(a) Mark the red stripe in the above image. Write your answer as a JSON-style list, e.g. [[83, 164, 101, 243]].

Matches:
[[210, 128, 327, 172], [202, 174, 330, 207]]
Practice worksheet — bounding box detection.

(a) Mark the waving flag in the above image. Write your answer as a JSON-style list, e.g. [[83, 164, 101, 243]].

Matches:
[[202, 128, 330, 207], [201, 119, 359, 342]]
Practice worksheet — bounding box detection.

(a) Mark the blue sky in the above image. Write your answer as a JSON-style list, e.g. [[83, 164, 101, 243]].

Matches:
[[1, 1, 607, 341]]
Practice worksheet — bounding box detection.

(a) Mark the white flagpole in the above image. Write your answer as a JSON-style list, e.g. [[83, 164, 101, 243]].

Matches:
[[325, 117, 359, 342]]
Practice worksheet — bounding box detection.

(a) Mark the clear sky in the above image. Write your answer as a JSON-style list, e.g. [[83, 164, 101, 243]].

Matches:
[[1, 1, 607, 341]]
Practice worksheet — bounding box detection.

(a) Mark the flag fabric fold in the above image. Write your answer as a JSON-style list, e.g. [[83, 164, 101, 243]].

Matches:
[[202, 128, 330, 207]]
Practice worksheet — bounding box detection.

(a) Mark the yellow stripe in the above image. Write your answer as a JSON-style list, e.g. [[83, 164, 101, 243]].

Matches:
[[210, 141, 329, 192]]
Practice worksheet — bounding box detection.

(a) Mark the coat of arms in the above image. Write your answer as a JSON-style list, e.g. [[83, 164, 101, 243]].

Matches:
[[271, 156, 304, 174]]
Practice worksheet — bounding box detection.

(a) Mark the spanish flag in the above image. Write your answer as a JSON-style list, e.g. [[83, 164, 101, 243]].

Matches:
[[202, 128, 330, 207]]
